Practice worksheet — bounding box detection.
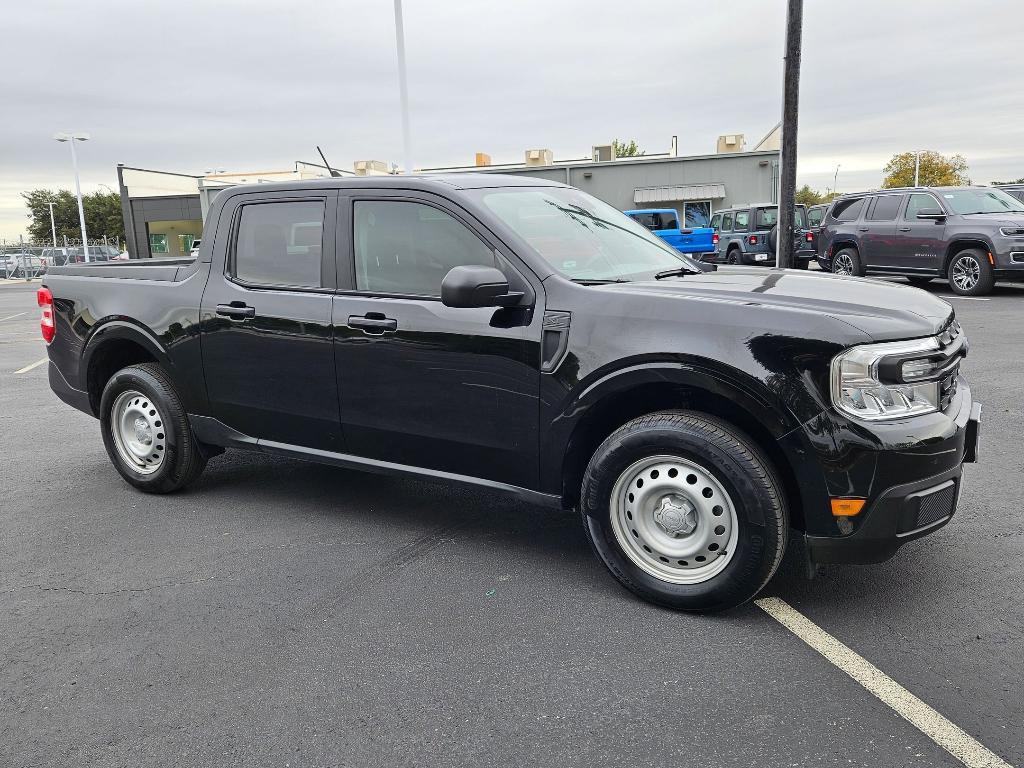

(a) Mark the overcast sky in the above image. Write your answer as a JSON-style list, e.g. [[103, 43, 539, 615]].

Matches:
[[2, 0, 1022, 240]]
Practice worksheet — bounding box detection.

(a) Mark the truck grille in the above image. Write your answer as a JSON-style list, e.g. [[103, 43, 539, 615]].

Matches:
[[914, 482, 957, 529]]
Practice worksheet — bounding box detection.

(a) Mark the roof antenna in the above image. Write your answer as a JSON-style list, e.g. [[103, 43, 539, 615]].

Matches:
[[316, 146, 343, 177]]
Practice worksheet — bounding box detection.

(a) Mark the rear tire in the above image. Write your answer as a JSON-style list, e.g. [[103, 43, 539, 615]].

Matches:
[[831, 247, 861, 276], [727, 249, 740, 265], [100, 363, 206, 493], [948, 249, 994, 296], [580, 411, 788, 612]]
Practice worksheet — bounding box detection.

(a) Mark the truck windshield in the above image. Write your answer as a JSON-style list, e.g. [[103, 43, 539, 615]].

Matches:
[[939, 188, 1024, 215], [475, 187, 699, 281], [755, 206, 808, 229]]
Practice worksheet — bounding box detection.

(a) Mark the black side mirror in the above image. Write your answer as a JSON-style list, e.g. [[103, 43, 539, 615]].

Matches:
[[916, 207, 946, 220], [441, 265, 524, 308]]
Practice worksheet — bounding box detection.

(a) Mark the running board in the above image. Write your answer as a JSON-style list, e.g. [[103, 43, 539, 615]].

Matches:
[[188, 414, 563, 509]]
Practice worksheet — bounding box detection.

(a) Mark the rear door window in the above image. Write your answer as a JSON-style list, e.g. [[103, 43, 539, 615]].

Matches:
[[733, 211, 750, 232], [629, 213, 658, 231], [832, 198, 866, 222], [653, 212, 679, 230], [233, 200, 325, 288], [868, 195, 903, 221], [721, 212, 733, 232]]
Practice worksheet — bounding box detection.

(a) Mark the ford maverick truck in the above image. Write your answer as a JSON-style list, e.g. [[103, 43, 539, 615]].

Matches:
[[40, 174, 980, 611]]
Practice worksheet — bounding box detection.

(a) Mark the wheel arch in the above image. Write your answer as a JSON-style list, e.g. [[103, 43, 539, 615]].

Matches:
[[555, 363, 807, 530], [83, 321, 168, 416], [942, 239, 992, 275]]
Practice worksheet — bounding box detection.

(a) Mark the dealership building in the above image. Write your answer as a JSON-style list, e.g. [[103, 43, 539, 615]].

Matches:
[[117, 128, 781, 259]]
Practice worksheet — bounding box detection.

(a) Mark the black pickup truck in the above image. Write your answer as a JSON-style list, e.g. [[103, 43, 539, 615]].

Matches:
[[40, 174, 981, 612]]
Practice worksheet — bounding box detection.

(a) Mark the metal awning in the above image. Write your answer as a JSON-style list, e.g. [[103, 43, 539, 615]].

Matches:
[[633, 183, 726, 203]]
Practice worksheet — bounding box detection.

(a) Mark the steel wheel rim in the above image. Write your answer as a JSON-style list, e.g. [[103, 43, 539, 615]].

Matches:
[[609, 455, 740, 585], [833, 253, 854, 275], [952, 256, 980, 291], [110, 390, 166, 475]]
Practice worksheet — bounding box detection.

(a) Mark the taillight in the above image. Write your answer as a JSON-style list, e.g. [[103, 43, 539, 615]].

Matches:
[[748, 235, 758, 245], [806, 232, 814, 242], [712, 233, 719, 245], [38, 287, 55, 343]]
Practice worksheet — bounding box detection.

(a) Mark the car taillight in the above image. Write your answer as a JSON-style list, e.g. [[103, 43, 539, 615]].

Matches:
[[748, 235, 758, 245], [806, 232, 814, 242], [712, 233, 719, 245], [38, 287, 55, 343]]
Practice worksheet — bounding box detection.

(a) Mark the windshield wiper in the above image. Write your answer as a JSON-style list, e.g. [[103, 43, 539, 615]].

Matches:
[[571, 278, 631, 285]]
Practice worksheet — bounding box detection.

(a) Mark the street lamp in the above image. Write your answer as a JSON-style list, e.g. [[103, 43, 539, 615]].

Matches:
[[53, 132, 91, 262], [393, 0, 412, 175], [833, 164, 841, 195], [46, 202, 58, 249]]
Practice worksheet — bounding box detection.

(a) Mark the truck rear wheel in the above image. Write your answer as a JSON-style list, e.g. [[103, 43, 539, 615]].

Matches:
[[100, 363, 206, 493], [580, 411, 787, 612], [948, 249, 994, 296], [831, 247, 861, 276]]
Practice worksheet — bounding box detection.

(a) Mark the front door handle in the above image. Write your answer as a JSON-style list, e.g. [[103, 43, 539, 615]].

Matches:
[[898, 226, 912, 231], [857, 226, 870, 232], [216, 303, 255, 320], [348, 314, 397, 335]]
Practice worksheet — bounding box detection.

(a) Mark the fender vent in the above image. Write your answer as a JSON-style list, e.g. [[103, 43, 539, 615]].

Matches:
[[541, 311, 571, 373]]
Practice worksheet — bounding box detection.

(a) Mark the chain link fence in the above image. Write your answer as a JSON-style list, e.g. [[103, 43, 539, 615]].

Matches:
[[1, 237, 123, 279]]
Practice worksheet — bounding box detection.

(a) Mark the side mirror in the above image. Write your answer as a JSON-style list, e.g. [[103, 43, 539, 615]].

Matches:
[[441, 265, 524, 308], [916, 207, 946, 220]]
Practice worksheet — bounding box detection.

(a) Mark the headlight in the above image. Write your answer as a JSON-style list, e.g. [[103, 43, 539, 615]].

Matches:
[[831, 337, 942, 421], [999, 226, 1024, 237]]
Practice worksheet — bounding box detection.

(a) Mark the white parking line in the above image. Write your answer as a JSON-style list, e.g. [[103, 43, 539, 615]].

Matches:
[[0, 311, 27, 322], [947, 296, 991, 301], [756, 597, 1013, 768], [14, 357, 47, 374]]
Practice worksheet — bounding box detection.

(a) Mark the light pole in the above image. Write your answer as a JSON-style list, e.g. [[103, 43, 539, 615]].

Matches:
[[53, 132, 91, 262], [914, 150, 921, 187], [393, 0, 413, 175], [46, 202, 58, 248], [833, 164, 840, 195]]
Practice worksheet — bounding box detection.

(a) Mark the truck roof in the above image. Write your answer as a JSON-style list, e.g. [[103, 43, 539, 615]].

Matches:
[[220, 173, 568, 196]]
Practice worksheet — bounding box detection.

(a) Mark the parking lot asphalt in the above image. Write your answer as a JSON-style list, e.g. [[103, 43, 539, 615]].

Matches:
[[1, 278, 1021, 767]]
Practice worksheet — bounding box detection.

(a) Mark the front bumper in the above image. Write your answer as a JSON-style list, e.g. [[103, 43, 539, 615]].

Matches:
[[804, 388, 980, 565]]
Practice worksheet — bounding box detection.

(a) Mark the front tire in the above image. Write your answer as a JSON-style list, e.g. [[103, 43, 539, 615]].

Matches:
[[580, 411, 788, 612], [948, 249, 994, 296], [100, 363, 206, 493]]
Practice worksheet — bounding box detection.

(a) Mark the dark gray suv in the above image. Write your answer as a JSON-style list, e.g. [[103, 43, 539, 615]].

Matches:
[[818, 186, 1024, 295], [709, 203, 815, 268]]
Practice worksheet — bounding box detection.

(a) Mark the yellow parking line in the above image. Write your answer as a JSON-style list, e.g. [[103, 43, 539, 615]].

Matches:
[[14, 357, 48, 374], [756, 597, 1013, 768]]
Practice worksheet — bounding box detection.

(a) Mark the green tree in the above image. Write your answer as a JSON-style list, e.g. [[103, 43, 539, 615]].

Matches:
[[21, 188, 124, 243], [990, 177, 1024, 185], [795, 185, 839, 206], [881, 151, 970, 188], [612, 139, 644, 158]]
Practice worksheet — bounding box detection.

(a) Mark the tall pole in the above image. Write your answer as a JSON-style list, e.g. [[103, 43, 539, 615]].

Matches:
[[67, 138, 91, 262], [46, 202, 58, 248], [393, 0, 413, 175], [914, 150, 921, 187], [833, 164, 840, 195], [776, 0, 803, 269]]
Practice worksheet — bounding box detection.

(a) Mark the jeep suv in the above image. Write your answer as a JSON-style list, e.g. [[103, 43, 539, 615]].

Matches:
[[818, 186, 1024, 295], [710, 203, 815, 268]]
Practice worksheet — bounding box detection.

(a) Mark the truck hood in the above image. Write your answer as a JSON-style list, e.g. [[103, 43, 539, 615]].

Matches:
[[606, 267, 953, 341], [957, 212, 1024, 227]]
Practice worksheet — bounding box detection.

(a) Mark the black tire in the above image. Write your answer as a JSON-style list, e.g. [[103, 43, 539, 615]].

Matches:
[[906, 276, 934, 288], [831, 247, 862, 276], [947, 249, 995, 296], [793, 258, 809, 270], [100, 362, 207, 493], [726, 248, 741, 265], [580, 411, 788, 612], [768, 225, 779, 252]]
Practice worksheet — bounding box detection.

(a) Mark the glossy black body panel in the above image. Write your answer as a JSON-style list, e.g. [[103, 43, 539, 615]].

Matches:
[[42, 174, 979, 565]]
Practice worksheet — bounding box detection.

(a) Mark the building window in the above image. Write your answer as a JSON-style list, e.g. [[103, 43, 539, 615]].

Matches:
[[178, 234, 196, 254], [683, 201, 711, 228], [149, 234, 168, 254]]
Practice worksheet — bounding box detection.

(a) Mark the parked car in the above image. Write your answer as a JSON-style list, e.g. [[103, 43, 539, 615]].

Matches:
[[806, 203, 828, 229], [2, 252, 46, 277], [189, 239, 201, 257], [817, 186, 1024, 295], [996, 184, 1024, 205], [43, 245, 120, 266], [40, 174, 979, 612], [623, 209, 715, 257], [709, 203, 816, 268]]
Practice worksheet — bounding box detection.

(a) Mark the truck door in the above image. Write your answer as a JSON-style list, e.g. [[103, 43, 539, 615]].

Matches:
[[894, 192, 947, 272], [331, 191, 543, 490], [199, 189, 343, 452], [859, 194, 903, 269]]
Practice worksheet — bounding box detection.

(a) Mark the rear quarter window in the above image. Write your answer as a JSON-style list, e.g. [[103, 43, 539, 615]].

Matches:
[[832, 198, 866, 222]]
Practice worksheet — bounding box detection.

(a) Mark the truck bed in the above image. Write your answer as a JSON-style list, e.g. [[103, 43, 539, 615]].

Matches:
[[46, 257, 198, 282]]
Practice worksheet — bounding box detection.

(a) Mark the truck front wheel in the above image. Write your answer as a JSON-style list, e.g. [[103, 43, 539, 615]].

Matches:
[[580, 411, 787, 612], [100, 363, 207, 493]]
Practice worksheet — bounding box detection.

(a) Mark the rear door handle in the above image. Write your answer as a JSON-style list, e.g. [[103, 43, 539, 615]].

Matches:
[[898, 226, 912, 231], [348, 314, 397, 335], [215, 303, 255, 319], [857, 226, 870, 232]]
